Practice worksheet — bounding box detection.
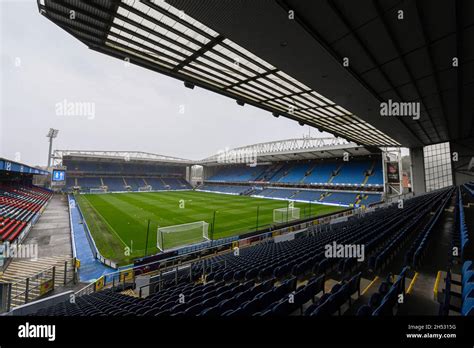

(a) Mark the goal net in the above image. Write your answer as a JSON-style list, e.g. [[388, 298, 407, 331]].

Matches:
[[138, 186, 152, 192], [157, 221, 210, 251], [89, 188, 107, 194], [273, 207, 300, 223]]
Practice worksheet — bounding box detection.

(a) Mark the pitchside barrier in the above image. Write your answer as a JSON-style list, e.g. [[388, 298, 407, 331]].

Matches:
[[68, 205, 361, 299], [70, 195, 118, 269], [0, 257, 77, 313]]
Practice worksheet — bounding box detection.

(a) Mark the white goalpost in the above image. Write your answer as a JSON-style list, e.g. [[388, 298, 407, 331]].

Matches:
[[273, 207, 300, 223], [89, 188, 107, 194], [157, 221, 210, 251]]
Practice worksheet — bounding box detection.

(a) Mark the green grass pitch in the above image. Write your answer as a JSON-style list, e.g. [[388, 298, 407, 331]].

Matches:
[[75, 190, 345, 265]]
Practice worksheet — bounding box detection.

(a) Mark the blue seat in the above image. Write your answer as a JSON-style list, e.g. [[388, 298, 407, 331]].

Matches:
[[219, 298, 237, 312], [378, 282, 391, 296], [348, 272, 361, 298], [184, 303, 203, 315], [272, 299, 292, 315], [369, 292, 382, 309], [372, 297, 394, 316], [461, 298, 474, 316], [198, 305, 220, 316], [356, 304, 373, 316], [310, 295, 338, 316], [463, 261, 473, 274], [462, 271, 474, 287], [462, 283, 474, 301], [245, 268, 259, 281], [233, 270, 245, 281]]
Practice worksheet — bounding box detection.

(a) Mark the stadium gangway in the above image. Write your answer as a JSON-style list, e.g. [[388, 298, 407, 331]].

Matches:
[[1, 257, 77, 313], [137, 259, 228, 298]]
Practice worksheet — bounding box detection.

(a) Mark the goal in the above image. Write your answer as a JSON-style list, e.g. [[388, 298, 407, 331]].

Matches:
[[273, 207, 300, 223], [157, 221, 210, 251], [89, 188, 107, 194], [138, 186, 152, 192]]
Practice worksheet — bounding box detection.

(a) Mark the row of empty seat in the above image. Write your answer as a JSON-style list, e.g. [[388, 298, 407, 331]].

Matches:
[[199, 184, 382, 207], [64, 160, 183, 176], [439, 185, 473, 316], [66, 176, 191, 192], [198, 184, 251, 195], [254, 187, 382, 206], [357, 267, 408, 316], [208, 158, 383, 186]]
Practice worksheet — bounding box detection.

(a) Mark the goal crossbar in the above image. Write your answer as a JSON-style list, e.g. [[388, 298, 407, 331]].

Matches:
[[273, 207, 300, 223], [157, 221, 209, 251]]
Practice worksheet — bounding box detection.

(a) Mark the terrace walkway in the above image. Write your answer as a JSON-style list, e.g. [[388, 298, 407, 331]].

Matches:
[[69, 195, 114, 282]]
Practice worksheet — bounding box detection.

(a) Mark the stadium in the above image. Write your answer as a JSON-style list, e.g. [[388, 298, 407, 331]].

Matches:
[[0, 0, 473, 345]]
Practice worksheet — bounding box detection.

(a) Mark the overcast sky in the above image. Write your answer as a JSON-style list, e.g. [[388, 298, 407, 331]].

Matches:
[[0, 0, 332, 167]]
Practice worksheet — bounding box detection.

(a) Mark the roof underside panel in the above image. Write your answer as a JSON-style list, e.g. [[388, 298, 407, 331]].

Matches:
[[171, 0, 473, 147], [38, 0, 402, 147]]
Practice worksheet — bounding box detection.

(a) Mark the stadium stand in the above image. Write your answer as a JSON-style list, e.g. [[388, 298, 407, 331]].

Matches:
[[208, 166, 265, 182], [438, 184, 474, 316], [27, 187, 463, 317], [199, 184, 251, 195], [207, 158, 384, 187], [63, 156, 192, 193], [202, 157, 384, 207]]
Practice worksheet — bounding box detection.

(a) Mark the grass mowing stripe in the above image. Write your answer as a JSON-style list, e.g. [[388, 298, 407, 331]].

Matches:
[[83, 195, 129, 248]]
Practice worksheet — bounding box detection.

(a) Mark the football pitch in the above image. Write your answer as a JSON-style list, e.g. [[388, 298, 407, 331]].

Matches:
[[75, 190, 345, 265]]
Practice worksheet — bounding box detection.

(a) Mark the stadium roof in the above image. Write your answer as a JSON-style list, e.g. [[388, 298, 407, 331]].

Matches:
[[55, 150, 194, 165], [36, 0, 424, 148], [200, 137, 382, 165], [54, 138, 381, 166], [166, 0, 473, 148]]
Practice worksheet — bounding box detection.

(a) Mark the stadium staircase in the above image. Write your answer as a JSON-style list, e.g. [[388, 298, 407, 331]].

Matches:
[[276, 169, 290, 182], [0, 255, 75, 308], [361, 162, 376, 185], [100, 177, 105, 186], [120, 288, 138, 298], [361, 175, 370, 186], [242, 187, 256, 196], [300, 163, 318, 183], [328, 164, 344, 184], [319, 192, 330, 201], [255, 164, 284, 182], [289, 191, 300, 199]]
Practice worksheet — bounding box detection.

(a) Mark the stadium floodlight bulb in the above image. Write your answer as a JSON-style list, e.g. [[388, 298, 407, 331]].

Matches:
[[47, 128, 59, 138]]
